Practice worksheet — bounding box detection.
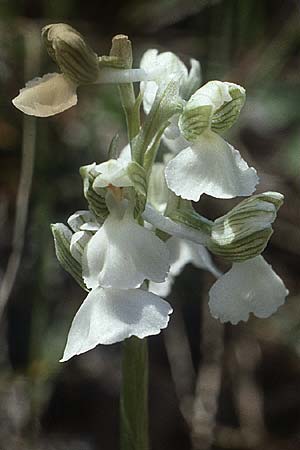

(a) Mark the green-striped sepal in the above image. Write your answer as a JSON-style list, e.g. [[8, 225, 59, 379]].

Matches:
[[211, 84, 245, 133], [42, 23, 100, 84], [80, 164, 109, 221], [51, 223, 87, 291], [208, 192, 283, 262], [127, 161, 147, 215]]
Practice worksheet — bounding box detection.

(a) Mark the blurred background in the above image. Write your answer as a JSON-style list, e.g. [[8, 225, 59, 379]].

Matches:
[[0, 0, 300, 449]]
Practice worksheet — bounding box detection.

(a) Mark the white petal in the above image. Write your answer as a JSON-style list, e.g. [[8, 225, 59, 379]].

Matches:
[[208, 256, 288, 324], [143, 204, 210, 246], [68, 210, 99, 232], [149, 237, 220, 297], [141, 80, 159, 115], [180, 58, 202, 100], [70, 230, 92, 263], [165, 131, 258, 201], [80, 221, 101, 232], [12, 73, 78, 117], [119, 143, 132, 162], [148, 162, 169, 213], [93, 159, 132, 189], [82, 206, 170, 289], [60, 287, 173, 361]]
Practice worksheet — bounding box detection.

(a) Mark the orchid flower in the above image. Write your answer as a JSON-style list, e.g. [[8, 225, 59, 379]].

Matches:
[[144, 188, 288, 323], [52, 156, 173, 360], [12, 24, 148, 117], [53, 206, 172, 362], [140, 49, 201, 115], [140, 48, 201, 147], [52, 204, 172, 362], [164, 81, 259, 201]]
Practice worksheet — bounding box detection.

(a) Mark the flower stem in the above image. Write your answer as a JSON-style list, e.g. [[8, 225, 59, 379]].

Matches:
[[113, 35, 149, 450], [120, 337, 149, 450]]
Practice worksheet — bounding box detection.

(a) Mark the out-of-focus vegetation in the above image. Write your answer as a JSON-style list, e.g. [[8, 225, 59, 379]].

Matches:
[[0, 1, 300, 449]]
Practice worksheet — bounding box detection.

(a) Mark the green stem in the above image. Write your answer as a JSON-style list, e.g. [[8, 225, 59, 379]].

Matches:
[[120, 337, 149, 450]]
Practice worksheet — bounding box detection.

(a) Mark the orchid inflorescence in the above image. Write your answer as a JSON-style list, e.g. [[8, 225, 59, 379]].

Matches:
[[13, 24, 288, 362]]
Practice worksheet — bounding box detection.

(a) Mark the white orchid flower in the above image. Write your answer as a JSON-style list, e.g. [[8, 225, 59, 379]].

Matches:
[[165, 81, 258, 201], [208, 256, 288, 324], [53, 202, 173, 362], [61, 286, 173, 361], [12, 24, 148, 117], [82, 193, 170, 290], [140, 49, 201, 145], [140, 49, 201, 114]]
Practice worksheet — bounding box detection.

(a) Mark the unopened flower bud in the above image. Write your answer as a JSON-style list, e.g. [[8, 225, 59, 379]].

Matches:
[[42, 23, 100, 84], [208, 192, 284, 261], [179, 80, 245, 142], [109, 34, 133, 69]]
